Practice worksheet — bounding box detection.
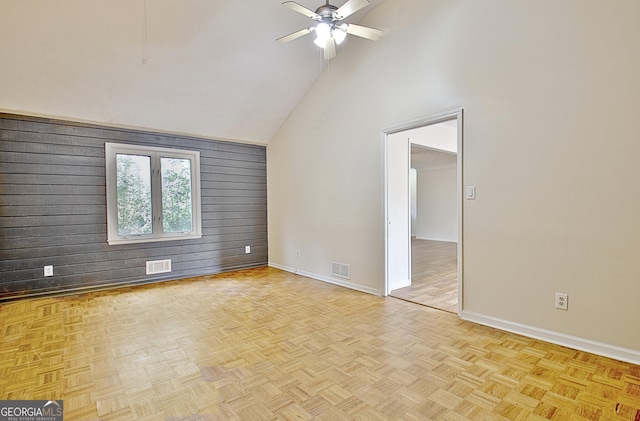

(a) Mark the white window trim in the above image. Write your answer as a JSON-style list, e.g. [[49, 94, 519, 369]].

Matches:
[[105, 142, 202, 245]]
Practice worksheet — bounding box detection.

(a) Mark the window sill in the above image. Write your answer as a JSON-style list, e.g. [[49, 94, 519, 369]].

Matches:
[[107, 233, 202, 246]]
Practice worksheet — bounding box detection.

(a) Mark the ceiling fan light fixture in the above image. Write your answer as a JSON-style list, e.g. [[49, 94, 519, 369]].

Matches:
[[314, 22, 331, 47], [313, 35, 327, 48], [316, 22, 331, 37], [333, 27, 347, 45]]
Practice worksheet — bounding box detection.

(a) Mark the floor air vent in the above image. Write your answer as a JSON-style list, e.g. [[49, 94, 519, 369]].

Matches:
[[331, 262, 351, 279], [146, 259, 171, 275]]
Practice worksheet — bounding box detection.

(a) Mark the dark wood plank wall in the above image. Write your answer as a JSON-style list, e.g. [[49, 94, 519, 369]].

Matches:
[[0, 113, 268, 299]]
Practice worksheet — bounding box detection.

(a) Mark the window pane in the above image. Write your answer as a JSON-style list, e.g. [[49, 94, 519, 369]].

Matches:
[[161, 157, 193, 233], [116, 154, 152, 235]]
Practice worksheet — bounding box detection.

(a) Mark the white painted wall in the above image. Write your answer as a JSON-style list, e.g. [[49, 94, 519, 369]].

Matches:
[[416, 166, 457, 242], [268, 0, 640, 357]]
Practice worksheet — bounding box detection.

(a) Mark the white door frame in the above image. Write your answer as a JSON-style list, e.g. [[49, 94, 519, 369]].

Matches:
[[383, 108, 464, 315]]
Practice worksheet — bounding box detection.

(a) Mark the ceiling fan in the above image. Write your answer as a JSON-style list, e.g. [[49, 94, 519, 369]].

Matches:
[[276, 0, 382, 60]]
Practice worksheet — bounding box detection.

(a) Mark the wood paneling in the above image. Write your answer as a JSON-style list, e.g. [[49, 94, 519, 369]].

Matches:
[[0, 113, 268, 299]]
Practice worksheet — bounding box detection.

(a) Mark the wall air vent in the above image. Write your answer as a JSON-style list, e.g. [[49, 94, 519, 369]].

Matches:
[[146, 259, 171, 275], [331, 262, 351, 280]]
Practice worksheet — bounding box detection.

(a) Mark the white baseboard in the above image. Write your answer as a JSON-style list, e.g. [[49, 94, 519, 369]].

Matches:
[[268, 262, 295, 273], [463, 310, 640, 366], [268, 262, 382, 296]]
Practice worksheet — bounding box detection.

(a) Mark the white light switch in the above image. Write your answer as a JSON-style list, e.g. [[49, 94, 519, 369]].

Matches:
[[466, 186, 476, 200]]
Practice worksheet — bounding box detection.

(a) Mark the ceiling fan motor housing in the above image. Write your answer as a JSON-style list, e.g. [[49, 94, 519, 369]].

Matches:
[[315, 4, 338, 21]]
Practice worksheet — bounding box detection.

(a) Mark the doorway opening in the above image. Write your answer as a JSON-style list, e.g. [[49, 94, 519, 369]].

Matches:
[[384, 110, 463, 314]]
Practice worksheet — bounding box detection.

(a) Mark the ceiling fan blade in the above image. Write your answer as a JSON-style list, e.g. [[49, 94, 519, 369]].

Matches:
[[276, 27, 314, 44], [282, 1, 321, 20], [344, 23, 382, 41], [324, 37, 337, 60], [334, 0, 369, 20]]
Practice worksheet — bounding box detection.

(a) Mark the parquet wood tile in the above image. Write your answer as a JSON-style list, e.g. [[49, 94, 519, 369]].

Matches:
[[391, 239, 459, 313], [1, 267, 640, 420]]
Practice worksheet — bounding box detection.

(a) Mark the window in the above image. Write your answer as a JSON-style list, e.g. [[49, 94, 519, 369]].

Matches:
[[105, 143, 202, 245]]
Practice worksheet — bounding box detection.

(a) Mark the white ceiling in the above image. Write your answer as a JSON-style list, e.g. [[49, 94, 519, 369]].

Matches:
[[0, 0, 386, 145], [411, 145, 457, 171], [409, 120, 458, 171]]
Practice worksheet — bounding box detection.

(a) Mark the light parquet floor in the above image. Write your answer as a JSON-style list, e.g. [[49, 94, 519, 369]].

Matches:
[[391, 239, 458, 313], [1, 267, 639, 420]]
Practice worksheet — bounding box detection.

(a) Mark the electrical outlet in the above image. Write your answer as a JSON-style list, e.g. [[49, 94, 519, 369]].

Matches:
[[44, 265, 53, 277], [245, 245, 251, 254], [555, 292, 568, 310], [296, 249, 301, 257]]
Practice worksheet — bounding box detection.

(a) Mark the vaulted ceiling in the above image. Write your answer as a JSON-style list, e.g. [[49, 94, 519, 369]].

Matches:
[[0, 0, 386, 144]]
